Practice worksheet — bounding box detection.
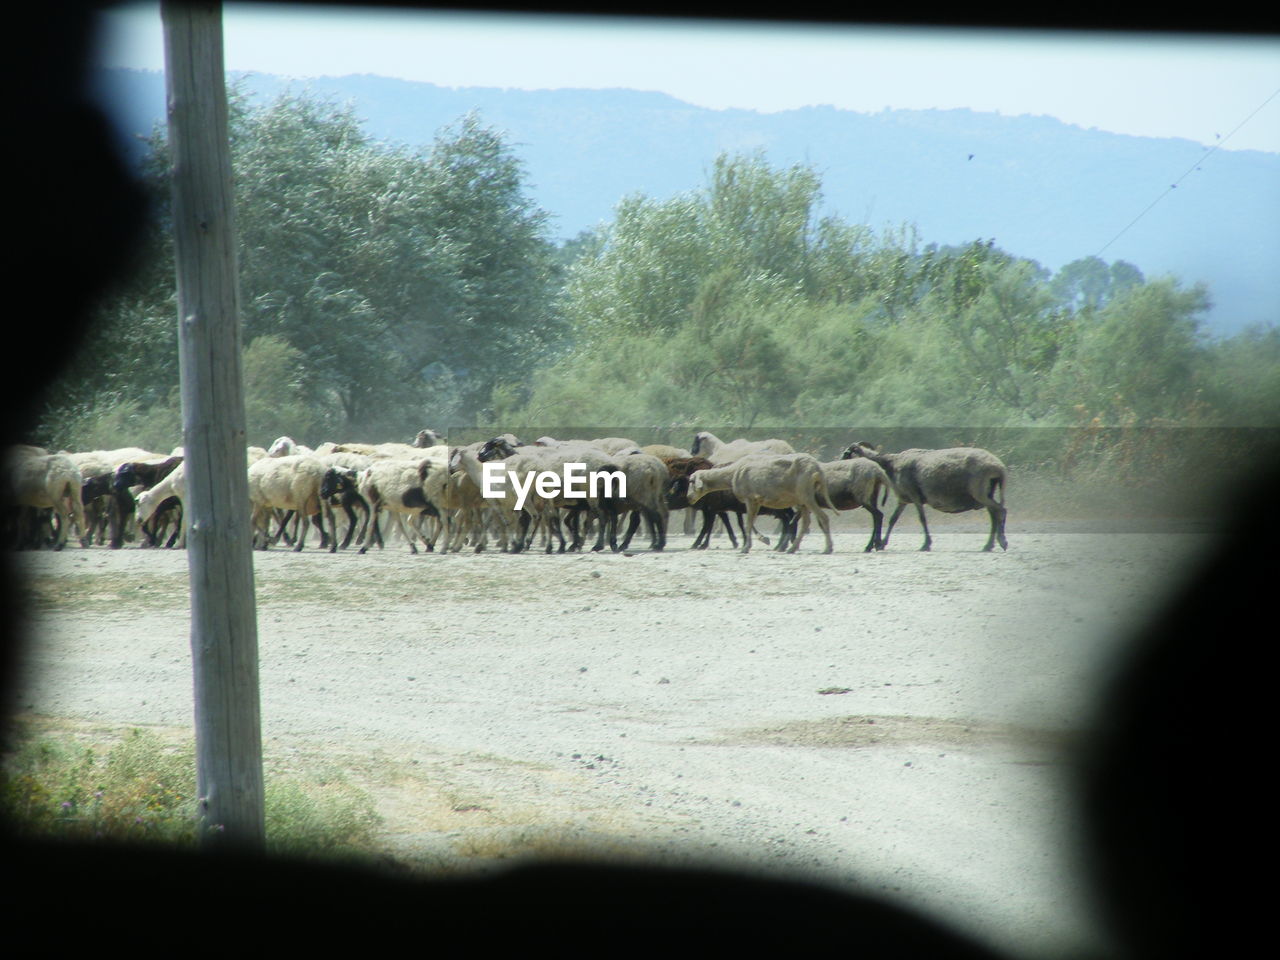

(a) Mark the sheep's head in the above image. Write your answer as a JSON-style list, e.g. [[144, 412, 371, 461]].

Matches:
[[135, 487, 162, 524], [112, 464, 140, 493], [82, 473, 113, 500], [690, 432, 713, 457], [479, 437, 518, 461], [320, 468, 354, 501], [686, 472, 708, 505], [841, 441, 878, 461], [413, 429, 443, 448], [268, 436, 296, 457], [665, 475, 691, 509]]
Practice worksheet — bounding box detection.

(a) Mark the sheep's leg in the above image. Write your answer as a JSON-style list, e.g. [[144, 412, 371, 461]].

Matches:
[[590, 502, 619, 553], [337, 499, 359, 550], [450, 507, 472, 553], [353, 497, 382, 550], [420, 512, 439, 553], [718, 512, 740, 548], [515, 510, 535, 552], [484, 507, 509, 552], [548, 508, 568, 554], [561, 509, 580, 552], [440, 510, 456, 555], [445, 508, 464, 552], [269, 509, 293, 547], [292, 507, 315, 552], [164, 516, 181, 549], [589, 506, 608, 551], [787, 509, 811, 553], [742, 502, 758, 553], [587, 505, 608, 552], [812, 504, 833, 554], [781, 509, 805, 553], [691, 510, 714, 549], [396, 512, 420, 554], [883, 501, 910, 549], [350, 501, 369, 549], [51, 503, 69, 551], [913, 503, 933, 551], [983, 502, 1008, 551], [648, 507, 667, 551], [494, 508, 513, 552], [511, 511, 530, 553], [606, 505, 621, 552], [979, 477, 1008, 551], [864, 503, 885, 552], [773, 512, 795, 552], [742, 512, 772, 547], [340, 497, 363, 549], [358, 504, 383, 554], [252, 505, 273, 550], [109, 489, 132, 549], [320, 505, 336, 552], [618, 510, 641, 550], [66, 484, 90, 549], [414, 512, 436, 552]]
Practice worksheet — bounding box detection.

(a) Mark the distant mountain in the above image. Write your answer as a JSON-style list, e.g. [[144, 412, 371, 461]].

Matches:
[[91, 68, 1279, 336]]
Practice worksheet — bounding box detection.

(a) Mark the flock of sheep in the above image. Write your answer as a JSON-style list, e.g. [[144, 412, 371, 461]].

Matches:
[[3, 429, 1008, 556]]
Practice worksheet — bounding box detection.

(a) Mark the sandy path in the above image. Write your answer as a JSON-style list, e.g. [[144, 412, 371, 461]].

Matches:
[[11, 526, 1205, 958]]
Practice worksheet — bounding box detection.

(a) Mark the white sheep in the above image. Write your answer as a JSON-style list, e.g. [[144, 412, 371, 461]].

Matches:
[[475, 438, 625, 553], [246, 455, 328, 551], [6, 448, 89, 549], [267, 436, 314, 458], [585, 436, 642, 455], [134, 462, 188, 548], [689, 431, 795, 464], [445, 445, 515, 553], [356, 455, 448, 555], [687, 453, 834, 554]]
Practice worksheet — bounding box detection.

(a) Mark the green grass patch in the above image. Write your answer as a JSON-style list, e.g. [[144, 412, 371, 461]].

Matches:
[[1, 719, 382, 863]]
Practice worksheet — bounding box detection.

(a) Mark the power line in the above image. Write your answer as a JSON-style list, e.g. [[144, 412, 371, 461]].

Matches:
[[1095, 86, 1280, 258]]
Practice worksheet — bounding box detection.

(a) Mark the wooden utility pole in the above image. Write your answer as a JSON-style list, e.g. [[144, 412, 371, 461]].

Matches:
[[161, 0, 264, 851]]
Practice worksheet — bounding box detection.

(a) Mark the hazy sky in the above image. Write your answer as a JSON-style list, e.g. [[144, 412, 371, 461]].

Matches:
[[97, 4, 1280, 153]]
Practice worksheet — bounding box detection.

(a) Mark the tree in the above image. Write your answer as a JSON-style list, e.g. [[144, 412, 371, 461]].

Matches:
[[1051, 256, 1144, 313], [925, 249, 1062, 416], [41, 90, 563, 442], [408, 113, 563, 415], [1055, 277, 1209, 423]]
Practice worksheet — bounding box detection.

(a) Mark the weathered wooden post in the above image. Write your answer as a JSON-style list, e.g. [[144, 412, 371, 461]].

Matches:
[[161, 0, 264, 851]]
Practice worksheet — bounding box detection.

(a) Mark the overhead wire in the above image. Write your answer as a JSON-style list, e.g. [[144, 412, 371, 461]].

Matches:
[[1095, 85, 1280, 258]]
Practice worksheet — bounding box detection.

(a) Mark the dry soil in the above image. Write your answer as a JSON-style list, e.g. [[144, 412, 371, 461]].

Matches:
[[9, 516, 1207, 958]]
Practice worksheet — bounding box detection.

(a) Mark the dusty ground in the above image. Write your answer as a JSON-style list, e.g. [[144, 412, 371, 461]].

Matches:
[[8, 514, 1208, 959]]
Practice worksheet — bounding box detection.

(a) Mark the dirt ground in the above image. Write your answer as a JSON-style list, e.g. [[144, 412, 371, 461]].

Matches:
[[8, 513, 1208, 959]]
